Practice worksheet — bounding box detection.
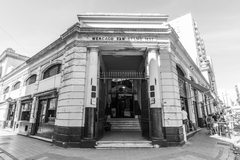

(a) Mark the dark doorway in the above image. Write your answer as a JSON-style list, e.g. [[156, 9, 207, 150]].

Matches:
[[109, 79, 134, 118], [35, 100, 47, 134], [141, 79, 150, 139], [5, 103, 16, 129], [35, 97, 57, 138], [96, 79, 106, 140]]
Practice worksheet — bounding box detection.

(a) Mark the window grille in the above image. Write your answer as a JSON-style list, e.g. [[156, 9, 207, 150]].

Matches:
[[99, 72, 146, 79], [26, 74, 37, 85], [43, 64, 61, 79], [12, 82, 21, 91], [3, 87, 9, 94]]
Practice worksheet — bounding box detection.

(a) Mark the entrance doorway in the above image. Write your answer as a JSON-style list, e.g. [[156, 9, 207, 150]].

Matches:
[[35, 97, 57, 138], [5, 103, 16, 129], [109, 79, 134, 118], [97, 52, 148, 142]]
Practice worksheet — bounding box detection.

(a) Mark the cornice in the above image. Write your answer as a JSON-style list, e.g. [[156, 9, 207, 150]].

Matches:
[[78, 27, 171, 34], [78, 13, 169, 18], [77, 13, 169, 26], [0, 21, 174, 83], [0, 51, 29, 63], [170, 38, 210, 87]]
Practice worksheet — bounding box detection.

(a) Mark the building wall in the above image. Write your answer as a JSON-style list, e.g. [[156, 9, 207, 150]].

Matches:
[[0, 13, 215, 148], [169, 13, 218, 115], [0, 48, 29, 78], [56, 47, 86, 127]]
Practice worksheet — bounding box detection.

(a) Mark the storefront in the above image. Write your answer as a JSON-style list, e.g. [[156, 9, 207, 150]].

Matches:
[[5, 101, 16, 129], [15, 96, 32, 135], [33, 89, 58, 139]]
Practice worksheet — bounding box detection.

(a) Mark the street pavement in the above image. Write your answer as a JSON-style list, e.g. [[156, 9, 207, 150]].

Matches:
[[0, 128, 237, 160]]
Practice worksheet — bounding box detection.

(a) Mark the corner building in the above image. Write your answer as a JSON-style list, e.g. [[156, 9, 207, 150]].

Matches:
[[0, 13, 213, 148]]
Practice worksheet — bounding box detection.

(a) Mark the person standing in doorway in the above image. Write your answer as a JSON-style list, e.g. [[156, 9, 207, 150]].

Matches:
[[182, 107, 188, 142]]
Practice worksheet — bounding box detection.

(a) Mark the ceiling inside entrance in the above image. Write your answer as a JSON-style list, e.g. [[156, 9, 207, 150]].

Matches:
[[102, 55, 143, 71]]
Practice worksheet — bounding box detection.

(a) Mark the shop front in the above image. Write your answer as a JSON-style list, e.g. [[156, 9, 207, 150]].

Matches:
[[33, 89, 58, 139], [16, 97, 32, 135], [5, 101, 16, 129]]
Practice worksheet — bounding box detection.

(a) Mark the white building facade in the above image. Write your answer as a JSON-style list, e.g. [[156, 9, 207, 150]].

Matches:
[[0, 13, 214, 148]]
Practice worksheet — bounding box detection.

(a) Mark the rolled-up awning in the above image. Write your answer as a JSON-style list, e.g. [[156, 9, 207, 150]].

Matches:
[[181, 76, 213, 98]]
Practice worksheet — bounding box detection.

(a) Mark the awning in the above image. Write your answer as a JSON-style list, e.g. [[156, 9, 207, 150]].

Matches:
[[181, 76, 213, 98]]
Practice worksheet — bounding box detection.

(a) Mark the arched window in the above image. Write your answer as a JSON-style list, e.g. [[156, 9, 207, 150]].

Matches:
[[26, 74, 37, 85], [3, 87, 9, 94], [177, 66, 187, 98], [43, 64, 61, 79], [12, 82, 21, 91], [190, 76, 195, 82], [177, 66, 185, 77]]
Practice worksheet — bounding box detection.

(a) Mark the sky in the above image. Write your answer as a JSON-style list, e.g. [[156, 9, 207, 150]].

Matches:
[[0, 0, 240, 92]]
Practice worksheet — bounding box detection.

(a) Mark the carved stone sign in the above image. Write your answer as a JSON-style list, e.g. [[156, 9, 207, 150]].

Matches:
[[84, 36, 157, 42]]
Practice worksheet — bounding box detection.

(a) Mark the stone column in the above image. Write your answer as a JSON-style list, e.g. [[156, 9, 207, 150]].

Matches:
[[133, 79, 138, 118], [29, 97, 37, 135], [13, 100, 20, 131], [147, 48, 165, 146], [196, 91, 204, 127], [82, 46, 99, 146], [186, 82, 198, 130]]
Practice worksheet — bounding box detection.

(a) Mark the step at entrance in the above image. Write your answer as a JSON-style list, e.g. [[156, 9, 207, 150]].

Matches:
[[107, 118, 141, 131], [96, 141, 153, 149]]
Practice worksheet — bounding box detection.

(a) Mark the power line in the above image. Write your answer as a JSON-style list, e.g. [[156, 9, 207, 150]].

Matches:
[[0, 25, 31, 56]]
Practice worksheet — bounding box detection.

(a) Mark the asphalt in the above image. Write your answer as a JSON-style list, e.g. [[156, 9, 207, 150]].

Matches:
[[0, 128, 238, 160]]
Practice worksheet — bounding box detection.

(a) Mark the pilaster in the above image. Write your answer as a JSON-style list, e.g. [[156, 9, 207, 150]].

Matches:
[[81, 46, 99, 148], [29, 97, 37, 135], [160, 50, 184, 146], [54, 46, 87, 148], [147, 47, 166, 145], [160, 51, 182, 127], [186, 83, 195, 130]]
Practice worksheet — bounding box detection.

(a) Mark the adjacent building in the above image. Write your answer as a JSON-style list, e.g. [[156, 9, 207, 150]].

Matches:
[[235, 84, 240, 106], [219, 89, 237, 107], [169, 13, 219, 114], [0, 13, 216, 148], [0, 48, 29, 129]]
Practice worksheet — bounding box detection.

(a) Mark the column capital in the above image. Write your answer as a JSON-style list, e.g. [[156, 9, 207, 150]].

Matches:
[[87, 46, 99, 52], [147, 47, 159, 53]]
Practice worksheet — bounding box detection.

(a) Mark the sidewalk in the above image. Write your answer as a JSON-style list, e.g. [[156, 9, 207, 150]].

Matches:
[[0, 128, 237, 160]]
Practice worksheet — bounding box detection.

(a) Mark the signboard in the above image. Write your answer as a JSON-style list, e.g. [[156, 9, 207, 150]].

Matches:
[[82, 36, 158, 42]]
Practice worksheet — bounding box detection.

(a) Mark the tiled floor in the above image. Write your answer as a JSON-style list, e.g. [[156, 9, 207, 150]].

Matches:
[[100, 131, 148, 141]]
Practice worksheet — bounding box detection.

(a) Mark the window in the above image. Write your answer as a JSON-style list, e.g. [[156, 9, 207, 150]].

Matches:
[[43, 64, 61, 79], [3, 87, 9, 94], [12, 82, 21, 91], [38, 98, 57, 124], [177, 66, 187, 97], [47, 98, 57, 122], [26, 74, 37, 85], [20, 101, 32, 121], [177, 66, 185, 77]]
